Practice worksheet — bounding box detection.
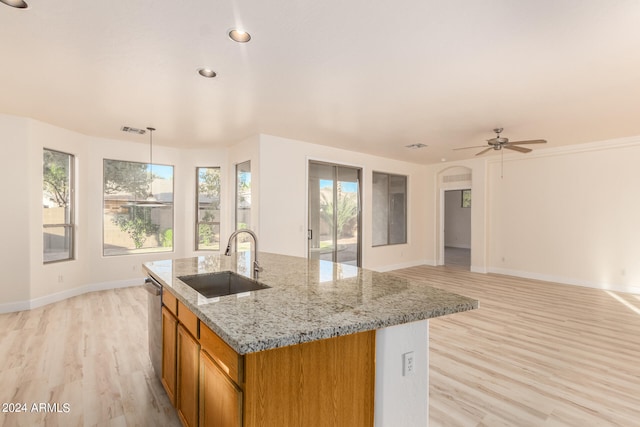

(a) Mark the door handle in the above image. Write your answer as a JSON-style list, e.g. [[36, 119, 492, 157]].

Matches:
[[307, 229, 313, 240], [144, 277, 162, 296]]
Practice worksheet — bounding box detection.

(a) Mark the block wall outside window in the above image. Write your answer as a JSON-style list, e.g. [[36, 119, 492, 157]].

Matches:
[[103, 159, 174, 256]]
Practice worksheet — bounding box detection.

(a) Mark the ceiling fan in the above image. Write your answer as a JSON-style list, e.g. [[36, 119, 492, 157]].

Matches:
[[455, 128, 547, 156]]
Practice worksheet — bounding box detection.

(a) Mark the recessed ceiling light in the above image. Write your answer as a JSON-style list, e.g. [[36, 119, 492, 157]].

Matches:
[[197, 68, 217, 78], [228, 29, 251, 43], [0, 0, 28, 8]]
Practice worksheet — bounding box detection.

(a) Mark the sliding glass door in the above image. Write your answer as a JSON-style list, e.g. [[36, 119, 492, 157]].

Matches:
[[308, 161, 361, 266]]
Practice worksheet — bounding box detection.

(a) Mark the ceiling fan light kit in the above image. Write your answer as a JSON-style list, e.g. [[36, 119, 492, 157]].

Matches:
[[454, 128, 547, 156], [452, 128, 548, 179]]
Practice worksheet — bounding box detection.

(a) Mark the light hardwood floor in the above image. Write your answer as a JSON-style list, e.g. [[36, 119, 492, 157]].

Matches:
[[0, 286, 181, 427], [390, 265, 640, 426], [1, 268, 639, 426]]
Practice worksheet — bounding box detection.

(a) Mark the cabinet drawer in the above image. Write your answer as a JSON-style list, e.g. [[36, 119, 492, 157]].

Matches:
[[178, 301, 199, 339], [163, 290, 178, 316], [200, 323, 243, 385]]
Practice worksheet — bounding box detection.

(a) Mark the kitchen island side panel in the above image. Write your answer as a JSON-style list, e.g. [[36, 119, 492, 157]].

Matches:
[[375, 320, 429, 427]]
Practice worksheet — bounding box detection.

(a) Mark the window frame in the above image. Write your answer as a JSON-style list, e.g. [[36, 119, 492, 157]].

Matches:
[[372, 171, 408, 247], [235, 160, 251, 232], [195, 166, 221, 251], [233, 160, 252, 252], [43, 148, 75, 264]]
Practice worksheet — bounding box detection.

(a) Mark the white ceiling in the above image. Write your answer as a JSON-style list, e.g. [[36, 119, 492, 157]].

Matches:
[[2, 0, 640, 164]]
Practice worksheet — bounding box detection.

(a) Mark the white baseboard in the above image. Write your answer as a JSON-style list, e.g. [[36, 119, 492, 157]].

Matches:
[[470, 265, 487, 274], [0, 278, 144, 314], [488, 267, 640, 295], [0, 300, 30, 314], [374, 259, 433, 273]]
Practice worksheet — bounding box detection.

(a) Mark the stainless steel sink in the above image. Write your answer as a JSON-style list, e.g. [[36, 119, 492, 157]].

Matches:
[[177, 271, 270, 298]]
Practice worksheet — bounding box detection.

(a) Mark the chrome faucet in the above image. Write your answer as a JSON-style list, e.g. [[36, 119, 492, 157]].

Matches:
[[224, 229, 263, 278]]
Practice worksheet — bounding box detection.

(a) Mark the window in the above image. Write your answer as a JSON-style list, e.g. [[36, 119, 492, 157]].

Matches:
[[235, 161, 252, 250], [461, 189, 471, 208], [103, 159, 174, 256], [43, 149, 74, 263], [372, 172, 407, 246], [196, 167, 221, 251]]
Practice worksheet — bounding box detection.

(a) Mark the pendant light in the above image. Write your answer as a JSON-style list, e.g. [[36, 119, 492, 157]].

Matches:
[[146, 127, 158, 202]]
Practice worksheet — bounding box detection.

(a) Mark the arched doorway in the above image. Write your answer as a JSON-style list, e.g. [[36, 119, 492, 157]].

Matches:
[[436, 166, 472, 269]]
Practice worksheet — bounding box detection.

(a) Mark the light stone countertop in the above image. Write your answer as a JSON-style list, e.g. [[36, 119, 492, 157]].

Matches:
[[143, 252, 478, 355]]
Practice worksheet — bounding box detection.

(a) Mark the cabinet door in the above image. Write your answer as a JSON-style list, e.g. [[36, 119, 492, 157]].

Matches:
[[177, 324, 200, 427], [201, 351, 243, 427], [161, 306, 178, 405]]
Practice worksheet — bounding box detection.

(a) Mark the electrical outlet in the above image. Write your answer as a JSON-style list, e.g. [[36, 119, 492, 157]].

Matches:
[[57, 274, 64, 283], [402, 351, 415, 376]]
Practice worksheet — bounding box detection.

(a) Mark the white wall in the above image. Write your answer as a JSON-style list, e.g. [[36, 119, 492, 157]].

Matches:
[[179, 148, 229, 258], [28, 120, 91, 302], [258, 134, 429, 271], [83, 133, 187, 286], [0, 114, 217, 311], [425, 137, 640, 293], [0, 115, 31, 305], [227, 134, 261, 242], [487, 138, 640, 293], [4, 112, 640, 311], [444, 190, 471, 249]]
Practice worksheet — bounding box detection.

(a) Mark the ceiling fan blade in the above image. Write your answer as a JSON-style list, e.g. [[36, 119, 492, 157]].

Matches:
[[475, 147, 494, 156], [504, 145, 532, 153], [453, 145, 488, 150], [507, 139, 546, 145]]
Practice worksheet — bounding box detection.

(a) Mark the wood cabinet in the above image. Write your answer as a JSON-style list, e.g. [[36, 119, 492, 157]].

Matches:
[[177, 324, 200, 427], [199, 322, 244, 427], [161, 306, 178, 405], [243, 331, 376, 427], [161, 289, 375, 427], [201, 350, 243, 427]]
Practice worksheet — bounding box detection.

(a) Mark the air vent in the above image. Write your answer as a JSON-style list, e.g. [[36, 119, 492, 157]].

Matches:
[[121, 126, 146, 135], [405, 143, 427, 149]]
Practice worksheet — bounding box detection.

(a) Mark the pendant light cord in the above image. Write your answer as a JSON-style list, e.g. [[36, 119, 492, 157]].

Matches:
[[147, 127, 155, 166], [146, 127, 156, 199]]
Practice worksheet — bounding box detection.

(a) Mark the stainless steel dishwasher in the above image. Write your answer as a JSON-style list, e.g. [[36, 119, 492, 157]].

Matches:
[[144, 276, 162, 378]]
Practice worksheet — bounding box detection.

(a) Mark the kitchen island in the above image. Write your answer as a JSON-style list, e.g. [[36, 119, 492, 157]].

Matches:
[[143, 252, 478, 427]]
